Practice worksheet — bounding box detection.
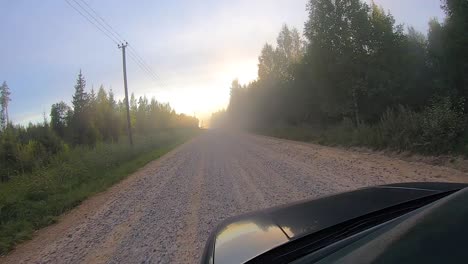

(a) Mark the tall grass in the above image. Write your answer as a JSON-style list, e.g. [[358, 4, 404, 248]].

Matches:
[[0, 128, 199, 254], [261, 98, 466, 155]]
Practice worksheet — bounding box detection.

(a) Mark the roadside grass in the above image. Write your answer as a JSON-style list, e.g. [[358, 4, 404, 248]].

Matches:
[[0, 128, 199, 254], [258, 124, 322, 142], [258, 100, 466, 156], [259, 120, 465, 156]]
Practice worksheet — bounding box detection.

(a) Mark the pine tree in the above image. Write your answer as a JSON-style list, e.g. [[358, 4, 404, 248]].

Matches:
[[0, 81, 11, 129], [70, 70, 90, 145], [108, 89, 116, 108], [72, 70, 88, 114]]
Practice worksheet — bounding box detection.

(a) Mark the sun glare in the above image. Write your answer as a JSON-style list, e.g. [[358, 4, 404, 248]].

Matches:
[[172, 58, 259, 115], [220, 58, 259, 86], [126, 57, 259, 126]]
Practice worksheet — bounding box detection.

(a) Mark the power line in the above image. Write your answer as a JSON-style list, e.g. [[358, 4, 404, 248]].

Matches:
[[70, 0, 122, 44], [128, 45, 168, 84], [128, 48, 159, 79], [76, 0, 126, 41], [65, 0, 169, 88], [128, 46, 157, 77], [127, 47, 168, 88], [64, 0, 119, 45], [126, 44, 169, 88], [127, 51, 167, 88], [65, 0, 169, 145], [73, 0, 163, 84]]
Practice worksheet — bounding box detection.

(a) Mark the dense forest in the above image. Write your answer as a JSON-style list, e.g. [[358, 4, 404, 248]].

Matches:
[[0, 71, 198, 182], [213, 0, 468, 155]]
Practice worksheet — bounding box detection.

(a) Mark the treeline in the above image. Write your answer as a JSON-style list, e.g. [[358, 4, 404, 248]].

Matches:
[[216, 0, 468, 154], [0, 71, 198, 182]]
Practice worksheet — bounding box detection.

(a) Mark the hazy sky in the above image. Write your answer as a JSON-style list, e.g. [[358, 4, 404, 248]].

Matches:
[[1, 0, 445, 124]]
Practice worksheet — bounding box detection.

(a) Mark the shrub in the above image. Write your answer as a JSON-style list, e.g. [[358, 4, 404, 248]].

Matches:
[[320, 118, 355, 146], [418, 98, 465, 153], [374, 105, 424, 150], [271, 97, 466, 155], [325, 98, 466, 154]]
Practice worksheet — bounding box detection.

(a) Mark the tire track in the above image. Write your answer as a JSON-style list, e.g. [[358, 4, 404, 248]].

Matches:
[[173, 152, 205, 263]]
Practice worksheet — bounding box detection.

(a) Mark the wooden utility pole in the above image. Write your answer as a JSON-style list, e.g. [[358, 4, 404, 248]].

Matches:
[[118, 42, 133, 146]]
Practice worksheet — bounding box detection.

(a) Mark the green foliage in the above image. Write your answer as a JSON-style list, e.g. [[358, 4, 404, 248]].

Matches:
[[228, 25, 306, 129], [0, 71, 198, 182], [268, 99, 465, 155], [0, 70, 199, 183], [258, 124, 322, 142], [418, 98, 465, 153], [0, 67, 200, 253], [220, 0, 468, 155], [442, 0, 468, 105], [0, 128, 198, 254], [71, 70, 88, 114], [349, 98, 464, 153], [0, 125, 62, 181], [373, 106, 422, 149], [50, 102, 71, 139]]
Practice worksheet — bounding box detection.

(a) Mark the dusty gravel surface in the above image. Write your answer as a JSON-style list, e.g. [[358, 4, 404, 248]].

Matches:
[[2, 131, 468, 264]]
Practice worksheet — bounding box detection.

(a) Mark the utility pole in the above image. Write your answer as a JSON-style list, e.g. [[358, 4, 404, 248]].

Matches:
[[118, 42, 133, 146]]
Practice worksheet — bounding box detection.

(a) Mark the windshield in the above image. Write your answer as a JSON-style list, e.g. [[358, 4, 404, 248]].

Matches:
[[1, 0, 467, 263]]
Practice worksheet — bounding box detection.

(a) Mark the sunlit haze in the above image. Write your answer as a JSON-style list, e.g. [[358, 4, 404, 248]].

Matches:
[[1, 0, 444, 125], [1, 0, 467, 261]]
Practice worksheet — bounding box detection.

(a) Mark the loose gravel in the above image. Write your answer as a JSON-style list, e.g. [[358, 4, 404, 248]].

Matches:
[[2, 131, 468, 264]]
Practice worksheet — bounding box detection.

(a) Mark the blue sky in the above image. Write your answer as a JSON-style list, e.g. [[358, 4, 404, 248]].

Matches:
[[1, 0, 445, 125]]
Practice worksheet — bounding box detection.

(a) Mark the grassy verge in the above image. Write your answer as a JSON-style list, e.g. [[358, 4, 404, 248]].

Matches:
[[257, 100, 467, 156], [0, 128, 199, 254], [257, 125, 322, 143], [258, 122, 467, 156]]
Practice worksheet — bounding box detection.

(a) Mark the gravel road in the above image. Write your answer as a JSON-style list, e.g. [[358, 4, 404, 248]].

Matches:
[[3, 131, 468, 264]]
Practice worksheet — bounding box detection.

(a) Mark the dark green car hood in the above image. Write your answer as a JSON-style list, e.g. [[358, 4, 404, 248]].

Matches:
[[201, 182, 468, 264]]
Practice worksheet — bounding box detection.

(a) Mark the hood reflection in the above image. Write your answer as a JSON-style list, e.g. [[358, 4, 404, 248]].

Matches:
[[214, 218, 289, 264]]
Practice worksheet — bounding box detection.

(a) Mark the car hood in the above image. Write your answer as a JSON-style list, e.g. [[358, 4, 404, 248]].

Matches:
[[201, 182, 468, 264]]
